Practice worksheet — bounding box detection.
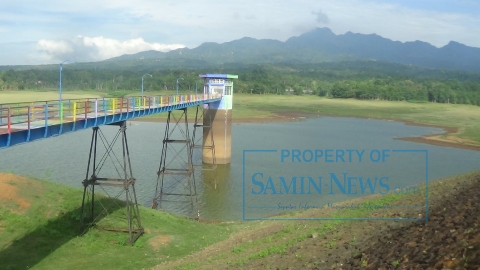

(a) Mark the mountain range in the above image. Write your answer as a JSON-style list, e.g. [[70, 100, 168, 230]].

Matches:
[[2, 27, 480, 73], [105, 27, 480, 73]]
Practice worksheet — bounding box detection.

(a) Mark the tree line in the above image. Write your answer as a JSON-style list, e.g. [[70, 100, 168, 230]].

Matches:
[[1, 61, 480, 105]]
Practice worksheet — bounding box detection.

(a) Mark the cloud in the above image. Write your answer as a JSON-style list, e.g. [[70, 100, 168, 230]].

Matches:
[[1, 0, 480, 65], [36, 36, 185, 62], [312, 9, 329, 24], [319, 1, 480, 48]]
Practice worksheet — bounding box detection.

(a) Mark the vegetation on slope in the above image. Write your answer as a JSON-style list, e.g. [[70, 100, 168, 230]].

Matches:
[[0, 173, 234, 270]]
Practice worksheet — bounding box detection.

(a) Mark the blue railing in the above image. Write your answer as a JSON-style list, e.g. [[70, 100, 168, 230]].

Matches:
[[0, 93, 222, 149]]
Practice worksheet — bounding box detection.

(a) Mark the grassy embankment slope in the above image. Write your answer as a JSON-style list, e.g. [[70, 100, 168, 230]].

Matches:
[[156, 170, 480, 270], [0, 173, 235, 270]]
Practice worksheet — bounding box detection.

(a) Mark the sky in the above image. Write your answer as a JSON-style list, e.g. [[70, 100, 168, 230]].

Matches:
[[0, 0, 479, 65]]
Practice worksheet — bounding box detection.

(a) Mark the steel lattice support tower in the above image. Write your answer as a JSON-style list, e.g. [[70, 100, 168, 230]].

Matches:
[[151, 108, 199, 219], [79, 121, 144, 245]]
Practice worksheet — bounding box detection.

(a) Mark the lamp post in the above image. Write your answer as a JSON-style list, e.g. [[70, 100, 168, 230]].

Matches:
[[176, 77, 183, 95], [59, 60, 70, 108], [141, 73, 152, 99]]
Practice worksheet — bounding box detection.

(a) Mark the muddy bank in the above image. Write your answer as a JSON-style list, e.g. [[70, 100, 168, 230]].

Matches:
[[395, 136, 480, 151]]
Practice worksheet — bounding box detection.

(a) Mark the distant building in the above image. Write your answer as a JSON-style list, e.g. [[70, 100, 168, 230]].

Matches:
[[303, 90, 313, 94]]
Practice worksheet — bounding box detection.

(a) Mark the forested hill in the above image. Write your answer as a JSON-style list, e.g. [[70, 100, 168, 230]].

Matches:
[[1, 61, 480, 106], [103, 27, 480, 73]]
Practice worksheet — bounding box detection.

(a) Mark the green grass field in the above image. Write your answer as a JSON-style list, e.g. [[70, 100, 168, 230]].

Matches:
[[0, 90, 103, 103]]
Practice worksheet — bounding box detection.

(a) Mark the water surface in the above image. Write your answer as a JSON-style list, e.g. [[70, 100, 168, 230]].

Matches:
[[1, 117, 479, 221]]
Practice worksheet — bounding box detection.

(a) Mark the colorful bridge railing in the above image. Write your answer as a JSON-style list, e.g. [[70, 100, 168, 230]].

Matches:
[[0, 93, 222, 149]]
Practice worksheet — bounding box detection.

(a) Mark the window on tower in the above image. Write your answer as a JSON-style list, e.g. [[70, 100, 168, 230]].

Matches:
[[225, 86, 232, 95], [210, 79, 224, 84]]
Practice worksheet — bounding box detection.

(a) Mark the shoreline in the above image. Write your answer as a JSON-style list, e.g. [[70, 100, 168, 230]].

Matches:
[[131, 110, 480, 152]]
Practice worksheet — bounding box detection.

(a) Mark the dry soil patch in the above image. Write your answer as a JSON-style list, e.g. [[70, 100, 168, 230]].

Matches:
[[0, 173, 32, 213]]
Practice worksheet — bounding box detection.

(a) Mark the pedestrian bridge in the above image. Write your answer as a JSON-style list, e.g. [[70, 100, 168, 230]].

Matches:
[[0, 93, 222, 149], [0, 74, 236, 245]]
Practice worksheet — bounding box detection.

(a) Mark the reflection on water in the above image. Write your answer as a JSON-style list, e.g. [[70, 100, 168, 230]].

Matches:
[[1, 117, 480, 221], [197, 164, 232, 220]]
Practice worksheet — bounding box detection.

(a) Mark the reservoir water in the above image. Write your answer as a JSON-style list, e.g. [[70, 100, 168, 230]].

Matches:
[[1, 117, 480, 221]]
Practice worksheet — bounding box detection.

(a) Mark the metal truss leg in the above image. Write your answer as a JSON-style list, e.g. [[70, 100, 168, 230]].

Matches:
[[79, 121, 144, 245], [151, 108, 199, 220], [191, 105, 218, 189]]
